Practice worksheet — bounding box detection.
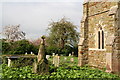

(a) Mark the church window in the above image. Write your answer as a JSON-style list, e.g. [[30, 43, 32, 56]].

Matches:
[[98, 30, 104, 49]]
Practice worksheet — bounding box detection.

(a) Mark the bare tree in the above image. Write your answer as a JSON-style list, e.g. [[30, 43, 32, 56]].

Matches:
[[2, 24, 25, 41]]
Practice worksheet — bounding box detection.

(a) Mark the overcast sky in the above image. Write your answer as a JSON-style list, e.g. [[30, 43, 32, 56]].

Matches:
[[1, 0, 84, 40]]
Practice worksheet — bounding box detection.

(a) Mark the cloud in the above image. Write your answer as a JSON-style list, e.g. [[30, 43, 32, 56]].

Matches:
[[1, 0, 84, 2], [0, 3, 2, 32], [2, 2, 83, 39]]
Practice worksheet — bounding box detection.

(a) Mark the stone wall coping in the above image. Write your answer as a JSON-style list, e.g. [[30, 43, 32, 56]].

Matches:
[[89, 48, 106, 51]]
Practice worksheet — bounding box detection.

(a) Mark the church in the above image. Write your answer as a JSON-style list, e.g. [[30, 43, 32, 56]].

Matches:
[[78, 1, 120, 74]]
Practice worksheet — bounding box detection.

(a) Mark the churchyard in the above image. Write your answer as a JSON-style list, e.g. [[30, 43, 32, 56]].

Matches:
[[1, 19, 120, 79], [0, 53, 120, 79], [1, 1, 120, 79]]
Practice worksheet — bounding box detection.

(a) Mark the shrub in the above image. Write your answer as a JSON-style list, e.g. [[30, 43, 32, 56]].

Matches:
[[45, 45, 75, 56], [2, 39, 39, 55], [10, 57, 35, 67]]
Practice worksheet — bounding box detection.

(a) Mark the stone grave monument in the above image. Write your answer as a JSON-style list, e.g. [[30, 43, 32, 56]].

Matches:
[[46, 55, 50, 60], [52, 53, 55, 56], [70, 58, 74, 62], [33, 36, 49, 75], [72, 52, 74, 56], [69, 53, 71, 56], [64, 57, 67, 61], [54, 54, 60, 67], [52, 53, 55, 64]]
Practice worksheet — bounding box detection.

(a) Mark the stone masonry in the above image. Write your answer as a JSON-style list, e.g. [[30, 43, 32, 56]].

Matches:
[[78, 1, 120, 74]]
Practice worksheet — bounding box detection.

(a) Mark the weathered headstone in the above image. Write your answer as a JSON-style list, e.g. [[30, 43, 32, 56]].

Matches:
[[8, 58, 11, 67], [31, 52, 34, 55], [69, 53, 71, 56], [52, 53, 55, 64], [54, 54, 60, 67], [33, 36, 49, 75], [53, 56, 55, 64], [64, 57, 67, 61], [72, 52, 74, 56], [25, 52, 27, 55], [70, 58, 74, 62], [52, 53, 55, 56], [46, 55, 50, 60], [61, 54, 63, 56]]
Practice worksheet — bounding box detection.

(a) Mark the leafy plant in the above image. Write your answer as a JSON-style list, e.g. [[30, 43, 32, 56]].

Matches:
[[1, 63, 119, 79]]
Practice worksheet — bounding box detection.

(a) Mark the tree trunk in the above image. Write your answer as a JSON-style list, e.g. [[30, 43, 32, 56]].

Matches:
[[61, 38, 65, 49]]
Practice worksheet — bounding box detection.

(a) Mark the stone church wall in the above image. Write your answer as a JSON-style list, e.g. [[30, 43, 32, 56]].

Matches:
[[88, 2, 117, 69], [78, 2, 118, 69]]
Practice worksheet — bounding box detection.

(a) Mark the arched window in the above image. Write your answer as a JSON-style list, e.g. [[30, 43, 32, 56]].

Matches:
[[102, 31, 104, 49], [98, 31, 100, 49], [98, 30, 104, 49]]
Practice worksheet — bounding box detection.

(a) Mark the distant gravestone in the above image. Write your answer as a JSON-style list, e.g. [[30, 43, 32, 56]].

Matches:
[[64, 57, 67, 61], [70, 58, 74, 62], [52, 53, 56, 64], [33, 36, 49, 75], [52, 53, 55, 56], [31, 52, 33, 55], [25, 52, 27, 55], [61, 54, 63, 56], [53, 56, 55, 64], [72, 52, 74, 56], [54, 54, 60, 67], [8, 58, 11, 67], [69, 53, 71, 56], [46, 55, 50, 60]]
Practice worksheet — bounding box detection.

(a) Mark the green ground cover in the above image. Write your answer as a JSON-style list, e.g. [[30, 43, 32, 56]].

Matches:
[[0, 56, 120, 79]]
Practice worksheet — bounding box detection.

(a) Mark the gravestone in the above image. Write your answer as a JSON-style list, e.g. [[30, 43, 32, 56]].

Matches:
[[70, 58, 74, 62], [33, 36, 49, 75], [72, 52, 74, 56], [69, 53, 71, 56], [25, 52, 27, 55], [64, 57, 67, 61], [52, 53, 55, 56], [31, 52, 34, 55], [53, 57, 55, 64], [61, 54, 63, 56], [8, 58, 11, 67], [52, 53, 55, 64], [46, 55, 50, 60], [54, 54, 60, 67]]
